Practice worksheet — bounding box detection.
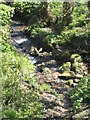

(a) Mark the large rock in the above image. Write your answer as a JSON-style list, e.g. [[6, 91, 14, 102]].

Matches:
[[62, 62, 71, 72], [71, 54, 82, 62], [75, 74, 83, 79]]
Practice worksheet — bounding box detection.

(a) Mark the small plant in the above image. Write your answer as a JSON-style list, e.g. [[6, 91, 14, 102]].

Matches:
[[67, 75, 90, 113]]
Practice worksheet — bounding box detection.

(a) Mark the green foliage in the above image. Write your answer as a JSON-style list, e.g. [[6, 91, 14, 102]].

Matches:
[[13, 2, 40, 20], [67, 75, 90, 112], [60, 3, 90, 51], [1, 2, 89, 117], [0, 4, 43, 119], [0, 4, 14, 26], [13, 2, 90, 53]]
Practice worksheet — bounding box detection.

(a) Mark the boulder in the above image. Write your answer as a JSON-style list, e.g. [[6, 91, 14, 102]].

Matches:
[[62, 62, 71, 72], [74, 79, 80, 83], [75, 74, 83, 79], [71, 54, 82, 62]]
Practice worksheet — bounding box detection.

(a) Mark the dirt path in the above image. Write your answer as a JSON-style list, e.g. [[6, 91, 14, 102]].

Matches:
[[10, 20, 72, 119]]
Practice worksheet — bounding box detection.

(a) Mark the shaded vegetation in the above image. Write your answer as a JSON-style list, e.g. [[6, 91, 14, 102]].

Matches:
[[67, 75, 90, 113]]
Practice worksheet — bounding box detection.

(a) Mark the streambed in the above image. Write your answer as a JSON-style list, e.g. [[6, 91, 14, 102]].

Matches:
[[10, 19, 72, 119]]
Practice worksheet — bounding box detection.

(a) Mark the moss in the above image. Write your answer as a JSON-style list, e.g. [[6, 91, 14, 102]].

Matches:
[[70, 71, 75, 77], [61, 72, 71, 77], [71, 54, 82, 62], [66, 79, 73, 86], [62, 62, 71, 72]]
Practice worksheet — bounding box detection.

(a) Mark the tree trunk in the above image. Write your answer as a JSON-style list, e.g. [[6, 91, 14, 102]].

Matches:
[[87, 1, 90, 11], [40, 1, 54, 27], [63, 2, 74, 25]]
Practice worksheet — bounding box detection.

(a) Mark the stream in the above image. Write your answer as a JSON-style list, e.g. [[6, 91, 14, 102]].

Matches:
[[10, 20, 62, 74], [10, 19, 72, 119], [11, 20, 37, 64]]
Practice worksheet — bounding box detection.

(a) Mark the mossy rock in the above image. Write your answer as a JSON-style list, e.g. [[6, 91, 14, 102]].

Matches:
[[71, 54, 80, 59], [61, 72, 71, 77], [62, 62, 71, 72], [72, 62, 83, 74], [75, 56, 82, 62], [72, 62, 79, 69], [66, 79, 73, 86], [71, 54, 82, 62], [70, 71, 75, 77]]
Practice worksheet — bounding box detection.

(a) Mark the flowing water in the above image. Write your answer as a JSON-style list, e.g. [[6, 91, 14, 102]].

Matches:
[[11, 20, 37, 64]]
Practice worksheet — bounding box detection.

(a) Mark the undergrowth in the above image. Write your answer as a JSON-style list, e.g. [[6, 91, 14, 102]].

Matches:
[[67, 75, 90, 113], [0, 4, 43, 119]]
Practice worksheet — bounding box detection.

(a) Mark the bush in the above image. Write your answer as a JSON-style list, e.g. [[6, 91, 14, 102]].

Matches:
[[67, 75, 90, 113]]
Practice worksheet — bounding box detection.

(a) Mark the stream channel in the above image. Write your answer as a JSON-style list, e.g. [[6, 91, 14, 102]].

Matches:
[[10, 19, 71, 119]]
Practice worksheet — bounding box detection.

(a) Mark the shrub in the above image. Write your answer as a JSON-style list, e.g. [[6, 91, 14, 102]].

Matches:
[[67, 75, 90, 113]]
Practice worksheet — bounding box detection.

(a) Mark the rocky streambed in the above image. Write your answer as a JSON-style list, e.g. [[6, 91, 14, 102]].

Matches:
[[9, 19, 89, 119]]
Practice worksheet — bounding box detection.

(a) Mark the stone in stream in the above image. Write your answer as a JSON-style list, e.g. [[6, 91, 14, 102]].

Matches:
[[71, 54, 82, 62], [75, 74, 83, 79], [74, 79, 80, 83], [42, 67, 52, 74]]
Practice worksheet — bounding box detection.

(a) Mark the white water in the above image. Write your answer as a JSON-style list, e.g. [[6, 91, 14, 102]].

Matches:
[[11, 21, 37, 64], [14, 38, 28, 44]]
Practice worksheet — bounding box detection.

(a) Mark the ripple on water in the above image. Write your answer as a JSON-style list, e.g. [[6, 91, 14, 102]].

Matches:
[[11, 22, 37, 64]]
